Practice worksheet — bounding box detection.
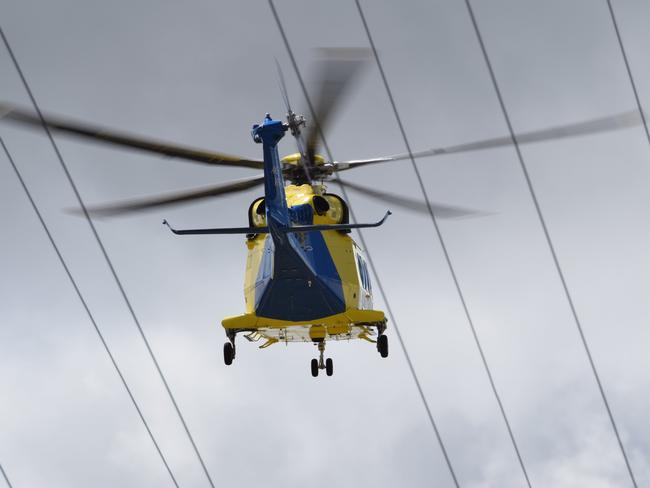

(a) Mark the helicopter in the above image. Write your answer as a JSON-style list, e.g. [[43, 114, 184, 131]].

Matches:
[[1, 49, 642, 377]]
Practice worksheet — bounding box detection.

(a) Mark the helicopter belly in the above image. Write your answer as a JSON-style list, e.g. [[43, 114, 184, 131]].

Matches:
[[237, 230, 377, 329], [221, 308, 386, 344], [253, 232, 346, 321]]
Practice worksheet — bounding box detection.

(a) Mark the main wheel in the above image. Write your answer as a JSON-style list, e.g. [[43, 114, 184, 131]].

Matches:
[[325, 358, 333, 376], [223, 342, 234, 366], [377, 334, 388, 358], [311, 358, 319, 377]]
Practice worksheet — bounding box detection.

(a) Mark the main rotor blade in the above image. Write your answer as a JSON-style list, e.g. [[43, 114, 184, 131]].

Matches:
[[0, 103, 264, 170], [336, 178, 482, 218], [76, 175, 265, 217], [275, 58, 293, 114], [336, 109, 643, 170], [305, 48, 369, 163]]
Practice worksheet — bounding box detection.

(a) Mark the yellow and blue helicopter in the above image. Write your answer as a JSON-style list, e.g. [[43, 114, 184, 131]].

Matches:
[[1, 49, 641, 376], [164, 112, 392, 377]]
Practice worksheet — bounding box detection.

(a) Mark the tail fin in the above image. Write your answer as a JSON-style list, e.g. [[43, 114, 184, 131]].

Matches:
[[252, 114, 289, 228]]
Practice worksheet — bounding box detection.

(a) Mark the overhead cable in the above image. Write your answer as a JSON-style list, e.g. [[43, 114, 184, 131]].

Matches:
[[267, 1, 460, 486], [0, 463, 14, 488], [353, 1, 532, 486], [0, 25, 216, 488], [605, 0, 650, 147], [0, 137, 179, 488], [462, 2, 638, 486]]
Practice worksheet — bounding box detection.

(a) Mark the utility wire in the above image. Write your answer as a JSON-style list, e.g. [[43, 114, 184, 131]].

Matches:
[[0, 26, 216, 488], [605, 0, 649, 147], [353, 2, 532, 486], [0, 136, 179, 488], [267, 2, 460, 486], [462, 2, 638, 487], [0, 463, 14, 488]]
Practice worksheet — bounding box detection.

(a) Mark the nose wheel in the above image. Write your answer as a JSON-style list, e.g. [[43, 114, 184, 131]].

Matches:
[[310, 358, 319, 377], [311, 341, 334, 377], [325, 358, 333, 376]]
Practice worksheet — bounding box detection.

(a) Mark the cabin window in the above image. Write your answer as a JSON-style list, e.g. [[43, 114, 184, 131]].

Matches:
[[357, 255, 371, 292]]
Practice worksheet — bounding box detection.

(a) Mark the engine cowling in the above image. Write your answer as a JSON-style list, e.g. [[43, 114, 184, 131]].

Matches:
[[248, 197, 266, 228], [248, 192, 349, 228], [319, 193, 349, 228]]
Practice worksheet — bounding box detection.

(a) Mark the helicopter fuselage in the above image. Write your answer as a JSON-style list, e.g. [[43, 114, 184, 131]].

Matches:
[[234, 184, 377, 338], [220, 115, 386, 346]]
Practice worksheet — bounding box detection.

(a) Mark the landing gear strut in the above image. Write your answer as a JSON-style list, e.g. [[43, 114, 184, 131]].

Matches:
[[311, 340, 334, 377]]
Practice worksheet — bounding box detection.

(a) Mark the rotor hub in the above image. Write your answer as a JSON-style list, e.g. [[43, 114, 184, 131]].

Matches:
[[286, 110, 306, 137]]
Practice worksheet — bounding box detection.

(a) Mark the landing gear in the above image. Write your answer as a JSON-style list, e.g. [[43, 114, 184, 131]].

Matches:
[[377, 334, 388, 358], [223, 342, 234, 365], [310, 340, 334, 377], [311, 358, 319, 377], [224, 330, 236, 366], [325, 357, 333, 376]]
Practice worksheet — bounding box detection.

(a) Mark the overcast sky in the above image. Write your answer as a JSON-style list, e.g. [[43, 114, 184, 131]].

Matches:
[[1, 1, 650, 487]]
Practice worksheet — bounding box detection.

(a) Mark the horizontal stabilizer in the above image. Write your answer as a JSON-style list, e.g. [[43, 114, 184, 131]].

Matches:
[[289, 211, 391, 232], [162, 211, 391, 236], [163, 220, 263, 235]]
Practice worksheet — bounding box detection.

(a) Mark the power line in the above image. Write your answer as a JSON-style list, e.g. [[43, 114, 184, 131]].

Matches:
[[267, 2, 460, 486], [0, 463, 14, 488], [0, 136, 179, 488], [462, 2, 638, 487], [353, 2, 532, 486], [605, 0, 649, 147], [0, 25, 216, 488]]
